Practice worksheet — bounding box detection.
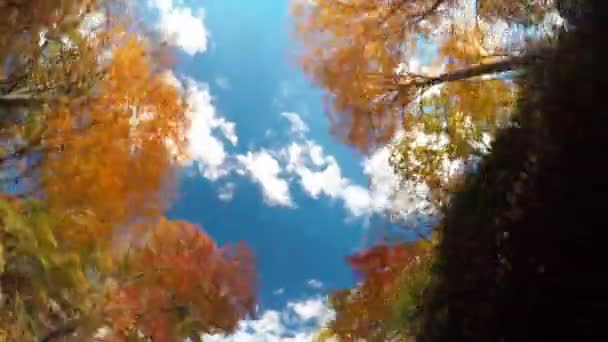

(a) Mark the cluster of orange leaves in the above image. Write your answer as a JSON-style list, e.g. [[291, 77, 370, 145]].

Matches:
[[2, 5, 258, 339], [292, 0, 458, 150], [292, 0, 544, 153], [329, 241, 431, 340], [41, 37, 189, 241], [105, 219, 256, 340]]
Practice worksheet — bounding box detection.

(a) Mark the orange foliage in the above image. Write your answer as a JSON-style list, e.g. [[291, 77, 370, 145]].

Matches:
[[41, 37, 189, 241], [293, 0, 457, 150], [330, 241, 432, 340], [105, 218, 256, 340], [1, 1, 100, 64], [2, 5, 260, 341], [478, 0, 552, 24], [292, 0, 546, 152], [348, 242, 423, 291]]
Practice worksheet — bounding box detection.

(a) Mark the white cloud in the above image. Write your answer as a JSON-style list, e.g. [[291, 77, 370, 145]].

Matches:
[[278, 135, 420, 221], [160, 69, 183, 90], [204, 296, 334, 342], [287, 298, 333, 322], [274, 111, 428, 221], [295, 158, 346, 199], [341, 184, 374, 217], [237, 151, 293, 207], [283, 141, 344, 200], [218, 182, 236, 202], [174, 104, 431, 221], [148, 0, 208, 55], [306, 279, 323, 289], [308, 144, 325, 166], [182, 79, 238, 181], [273, 288, 285, 296], [362, 144, 432, 223], [281, 112, 309, 136], [169, 79, 431, 219]]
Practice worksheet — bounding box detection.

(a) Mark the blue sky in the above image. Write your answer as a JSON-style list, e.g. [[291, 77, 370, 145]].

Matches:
[[142, 0, 428, 340], [164, 0, 368, 304], [137, 2, 567, 339]]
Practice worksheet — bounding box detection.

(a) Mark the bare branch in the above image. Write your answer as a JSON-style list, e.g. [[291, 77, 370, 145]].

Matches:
[[398, 51, 546, 91]]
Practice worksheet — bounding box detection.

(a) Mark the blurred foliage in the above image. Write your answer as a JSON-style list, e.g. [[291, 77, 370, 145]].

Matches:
[[1, 2, 256, 341], [105, 218, 256, 341], [293, 0, 559, 203], [318, 1, 602, 341]]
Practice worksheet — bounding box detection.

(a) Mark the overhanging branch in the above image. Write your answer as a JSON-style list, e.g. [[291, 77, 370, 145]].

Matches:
[[398, 51, 548, 91]]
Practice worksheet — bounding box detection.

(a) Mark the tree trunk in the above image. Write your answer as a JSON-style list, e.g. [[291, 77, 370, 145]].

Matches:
[[398, 51, 549, 90], [0, 94, 49, 107]]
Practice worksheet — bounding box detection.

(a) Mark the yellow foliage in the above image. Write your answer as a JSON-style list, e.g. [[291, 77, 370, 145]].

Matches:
[[41, 37, 189, 241]]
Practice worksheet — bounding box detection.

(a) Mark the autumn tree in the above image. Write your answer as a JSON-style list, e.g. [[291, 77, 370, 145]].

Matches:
[[38, 36, 188, 242], [0, 0, 119, 110], [2, 2, 257, 341], [292, 0, 567, 207], [331, 3, 599, 341], [292, 0, 556, 148], [2, 16, 189, 241], [0, 194, 113, 341], [1, 198, 257, 341], [1, 0, 125, 196], [411, 13, 602, 340], [326, 241, 434, 341], [308, 1, 600, 341], [104, 218, 256, 341]]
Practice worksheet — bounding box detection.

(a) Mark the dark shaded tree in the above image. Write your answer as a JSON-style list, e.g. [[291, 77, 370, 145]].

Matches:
[[413, 4, 604, 341]]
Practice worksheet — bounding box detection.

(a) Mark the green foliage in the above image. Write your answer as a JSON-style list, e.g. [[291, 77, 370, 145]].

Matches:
[[324, 242, 435, 341], [389, 256, 434, 330], [0, 294, 38, 341], [312, 328, 337, 342], [0, 196, 99, 339]]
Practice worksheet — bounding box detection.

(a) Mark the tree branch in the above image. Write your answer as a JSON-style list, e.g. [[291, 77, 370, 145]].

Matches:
[[398, 52, 546, 91], [381, 0, 446, 26], [0, 94, 52, 107], [410, 0, 447, 24]]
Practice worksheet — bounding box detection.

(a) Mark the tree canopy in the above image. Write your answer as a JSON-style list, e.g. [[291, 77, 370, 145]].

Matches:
[[293, 0, 564, 206], [304, 1, 602, 341], [1, 2, 257, 341]]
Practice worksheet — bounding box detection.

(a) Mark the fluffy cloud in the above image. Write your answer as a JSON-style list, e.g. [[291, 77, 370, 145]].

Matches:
[[204, 296, 334, 342], [275, 112, 427, 221], [181, 78, 238, 180], [148, 0, 208, 55], [283, 141, 344, 198], [306, 279, 323, 289], [237, 151, 293, 207], [362, 144, 432, 223], [287, 298, 333, 322], [173, 97, 432, 221], [286, 144, 346, 199], [341, 184, 375, 217], [174, 90, 429, 219], [281, 112, 309, 136]]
